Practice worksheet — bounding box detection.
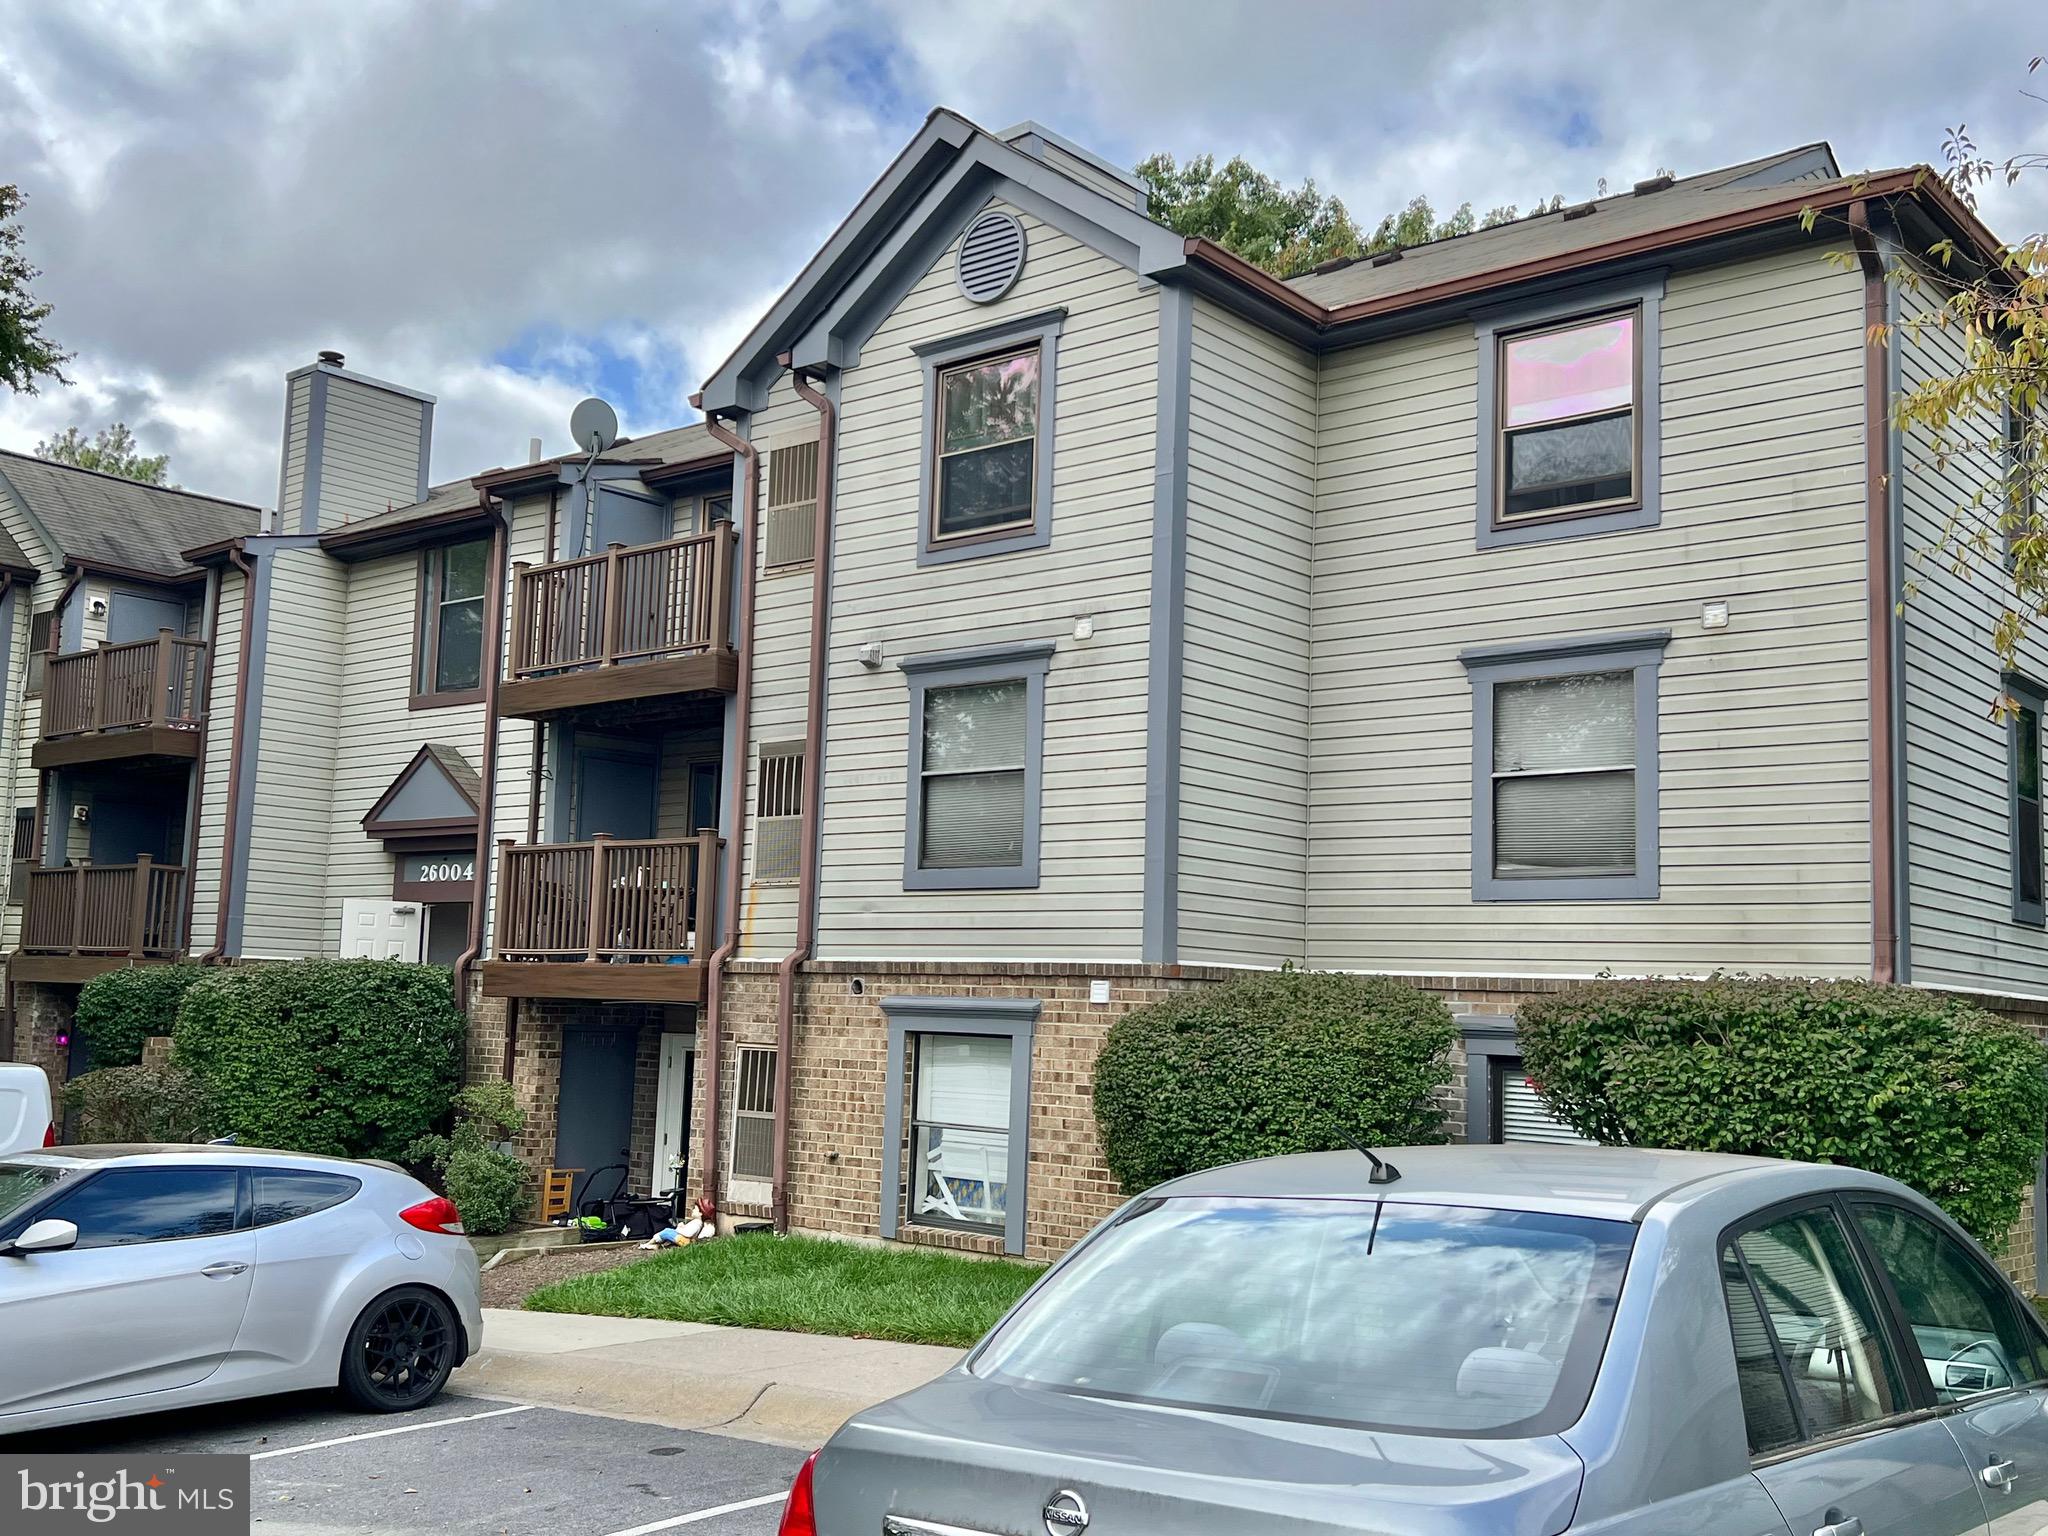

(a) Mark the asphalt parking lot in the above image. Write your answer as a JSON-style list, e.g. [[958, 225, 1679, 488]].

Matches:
[[0, 1390, 806, 1536]]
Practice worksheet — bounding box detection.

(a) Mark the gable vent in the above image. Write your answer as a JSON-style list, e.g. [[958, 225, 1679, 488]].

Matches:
[[956, 210, 1027, 303]]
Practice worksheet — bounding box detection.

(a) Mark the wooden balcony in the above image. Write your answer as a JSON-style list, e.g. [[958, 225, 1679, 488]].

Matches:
[[34, 631, 207, 770], [496, 531, 738, 720], [13, 857, 189, 983], [480, 830, 720, 1002]]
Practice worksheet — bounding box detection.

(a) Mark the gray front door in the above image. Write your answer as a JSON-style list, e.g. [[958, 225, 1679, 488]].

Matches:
[[105, 592, 187, 645], [555, 1025, 639, 1205], [87, 796, 178, 865], [574, 750, 658, 840], [590, 485, 668, 556]]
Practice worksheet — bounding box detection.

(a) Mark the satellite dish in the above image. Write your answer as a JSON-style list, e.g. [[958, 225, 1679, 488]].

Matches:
[[569, 397, 619, 454]]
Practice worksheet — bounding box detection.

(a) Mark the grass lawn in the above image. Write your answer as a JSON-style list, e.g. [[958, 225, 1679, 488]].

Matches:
[[520, 1233, 1044, 1348]]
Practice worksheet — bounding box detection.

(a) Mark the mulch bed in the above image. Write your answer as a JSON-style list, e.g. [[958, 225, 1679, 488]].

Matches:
[[480, 1242, 653, 1309]]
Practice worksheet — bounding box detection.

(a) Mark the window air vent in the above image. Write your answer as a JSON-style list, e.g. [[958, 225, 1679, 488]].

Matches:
[[956, 210, 1027, 304], [764, 439, 819, 570], [754, 743, 805, 883]]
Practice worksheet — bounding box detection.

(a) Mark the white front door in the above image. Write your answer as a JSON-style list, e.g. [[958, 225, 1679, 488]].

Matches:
[[340, 898, 425, 960], [650, 1033, 695, 1199]]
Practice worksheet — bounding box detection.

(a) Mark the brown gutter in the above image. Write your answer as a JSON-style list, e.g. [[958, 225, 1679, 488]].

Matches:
[[59, 553, 207, 589], [1181, 168, 2001, 334], [201, 543, 257, 963], [1849, 200, 1899, 985], [771, 361, 835, 1234], [690, 394, 761, 1215], [637, 450, 738, 487], [451, 490, 511, 1013]]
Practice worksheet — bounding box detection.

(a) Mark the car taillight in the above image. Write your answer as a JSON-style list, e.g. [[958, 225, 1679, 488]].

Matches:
[[776, 1451, 818, 1536], [399, 1196, 465, 1235], [41, 1121, 56, 1148]]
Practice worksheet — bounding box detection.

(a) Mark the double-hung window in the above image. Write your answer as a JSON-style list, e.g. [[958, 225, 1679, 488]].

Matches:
[[914, 311, 1062, 564], [2011, 677, 2046, 925], [1461, 632, 1667, 901], [1476, 279, 1662, 549], [900, 642, 1051, 890], [414, 537, 489, 706]]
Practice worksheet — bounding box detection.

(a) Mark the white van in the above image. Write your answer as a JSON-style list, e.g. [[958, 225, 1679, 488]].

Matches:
[[0, 1064, 54, 1155]]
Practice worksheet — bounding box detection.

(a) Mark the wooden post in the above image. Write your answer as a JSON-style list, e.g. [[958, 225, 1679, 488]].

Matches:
[[585, 833, 612, 960], [91, 641, 112, 732], [494, 838, 515, 962], [149, 629, 175, 727], [709, 528, 734, 653], [692, 828, 720, 960], [509, 563, 532, 677], [599, 543, 624, 667], [129, 854, 153, 958], [68, 860, 85, 956]]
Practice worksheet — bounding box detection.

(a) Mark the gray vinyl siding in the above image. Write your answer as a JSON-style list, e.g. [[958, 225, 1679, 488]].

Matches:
[[315, 375, 427, 531], [478, 495, 547, 957], [656, 721, 723, 842], [1178, 297, 1314, 965], [186, 567, 243, 956], [0, 482, 52, 953], [813, 201, 1158, 961], [1309, 246, 1874, 976], [240, 545, 347, 956], [1895, 272, 2048, 994], [1037, 142, 1138, 209], [736, 377, 816, 961], [277, 373, 313, 527]]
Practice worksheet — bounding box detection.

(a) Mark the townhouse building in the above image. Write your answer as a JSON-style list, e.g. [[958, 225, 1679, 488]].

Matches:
[[3, 111, 2038, 1275]]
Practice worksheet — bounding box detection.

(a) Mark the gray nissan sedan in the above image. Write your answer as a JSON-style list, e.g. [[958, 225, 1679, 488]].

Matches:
[[771, 1145, 2048, 1536]]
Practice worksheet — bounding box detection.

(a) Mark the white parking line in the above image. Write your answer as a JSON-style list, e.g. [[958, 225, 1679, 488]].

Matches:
[[247, 1403, 536, 1460], [601, 1491, 788, 1536]]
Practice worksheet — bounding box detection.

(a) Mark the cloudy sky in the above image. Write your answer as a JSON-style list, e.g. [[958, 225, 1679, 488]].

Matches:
[[0, 0, 2041, 507]]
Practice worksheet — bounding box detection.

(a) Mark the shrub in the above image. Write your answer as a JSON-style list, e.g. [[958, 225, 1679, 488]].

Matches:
[[62, 1063, 213, 1144], [409, 1081, 529, 1236], [1517, 977, 2048, 1246], [1091, 968, 1458, 1193], [73, 964, 205, 1069], [173, 959, 465, 1160]]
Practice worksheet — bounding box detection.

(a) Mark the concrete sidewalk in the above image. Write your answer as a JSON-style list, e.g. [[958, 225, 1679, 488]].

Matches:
[[449, 1309, 963, 1449]]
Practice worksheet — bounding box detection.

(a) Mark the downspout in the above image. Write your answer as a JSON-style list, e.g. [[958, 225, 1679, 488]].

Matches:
[[774, 360, 835, 1234], [691, 396, 760, 1214], [1849, 200, 1899, 985], [28, 566, 82, 869], [201, 543, 257, 963], [452, 491, 511, 1013]]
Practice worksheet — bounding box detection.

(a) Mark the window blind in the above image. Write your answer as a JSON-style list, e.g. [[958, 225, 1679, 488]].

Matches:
[[921, 680, 1026, 868]]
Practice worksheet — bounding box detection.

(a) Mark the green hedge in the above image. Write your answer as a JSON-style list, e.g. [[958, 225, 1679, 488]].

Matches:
[[62, 1063, 213, 1144], [1091, 969, 1458, 1193], [73, 964, 205, 1069], [1517, 977, 2048, 1245], [172, 959, 464, 1160], [409, 1081, 529, 1237]]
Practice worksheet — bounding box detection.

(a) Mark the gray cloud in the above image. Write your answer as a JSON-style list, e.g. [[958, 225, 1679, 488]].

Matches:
[[0, 0, 2037, 506]]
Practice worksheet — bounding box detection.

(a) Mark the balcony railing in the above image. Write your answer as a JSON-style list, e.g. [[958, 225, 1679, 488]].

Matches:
[[42, 631, 207, 742], [509, 530, 734, 679], [494, 831, 720, 964], [20, 857, 188, 958]]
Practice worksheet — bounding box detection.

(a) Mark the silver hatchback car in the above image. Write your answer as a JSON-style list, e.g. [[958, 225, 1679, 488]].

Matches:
[[778, 1146, 2048, 1536], [0, 1143, 483, 1434]]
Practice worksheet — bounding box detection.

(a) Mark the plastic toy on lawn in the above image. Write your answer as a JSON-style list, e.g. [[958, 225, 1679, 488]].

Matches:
[[641, 1197, 719, 1250]]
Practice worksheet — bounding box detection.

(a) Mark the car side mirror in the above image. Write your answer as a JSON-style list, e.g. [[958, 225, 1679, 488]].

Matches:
[[0, 1218, 78, 1257]]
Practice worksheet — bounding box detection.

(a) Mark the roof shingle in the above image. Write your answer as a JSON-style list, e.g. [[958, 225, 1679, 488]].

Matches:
[[0, 448, 260, 579]]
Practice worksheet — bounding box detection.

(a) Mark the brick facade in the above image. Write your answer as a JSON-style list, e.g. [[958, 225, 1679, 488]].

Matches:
[[8, 982, 78, 1094]]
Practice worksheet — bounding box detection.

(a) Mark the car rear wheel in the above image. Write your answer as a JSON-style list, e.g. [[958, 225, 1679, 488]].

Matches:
[[338, 1286, 458, 1413]]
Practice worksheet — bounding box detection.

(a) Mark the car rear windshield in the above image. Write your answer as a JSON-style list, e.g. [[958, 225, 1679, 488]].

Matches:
[[0, 1162, 68, 1225], [973, 1197, 1635, 1437]]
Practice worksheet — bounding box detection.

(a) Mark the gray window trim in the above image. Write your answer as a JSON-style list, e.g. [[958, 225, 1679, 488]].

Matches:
[[899, 639, 1052, 890], [2008, 674, 2046, 926], [879, 996, 1038, 1256], [1460, 629, 1670, 902], [914, 310, 1064, 566], [1474, 274, 1664, 550], [1458, 1017, 1521, 1145]]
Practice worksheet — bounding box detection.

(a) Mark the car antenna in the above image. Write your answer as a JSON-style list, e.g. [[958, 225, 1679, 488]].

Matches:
[[1348, 1140, 1401, 1185]]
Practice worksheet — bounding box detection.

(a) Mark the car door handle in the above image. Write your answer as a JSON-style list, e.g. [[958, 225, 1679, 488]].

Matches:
[[199, 1261, 248, 1278], [1983, 1457, 2019, 1492], [1814, 1517, 1863, 1536]]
